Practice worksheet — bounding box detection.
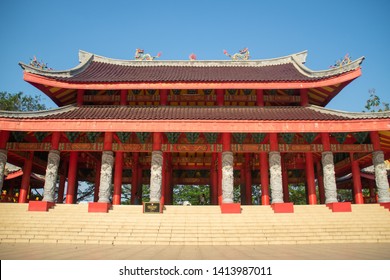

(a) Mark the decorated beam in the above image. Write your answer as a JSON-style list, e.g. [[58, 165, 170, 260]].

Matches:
[[6, 142, 374, 153]]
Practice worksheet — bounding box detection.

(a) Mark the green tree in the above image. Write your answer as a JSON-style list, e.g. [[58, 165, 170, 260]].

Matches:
[[0, 91, 47, 111], [364, 89, 389, 112]]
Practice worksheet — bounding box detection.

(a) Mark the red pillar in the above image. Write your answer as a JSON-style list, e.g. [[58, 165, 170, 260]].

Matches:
[[112, 151, 123, 205], [300, 88, 309, 106], [305, 152, 317, 204], [218, 153, 222, 205], [370, 131, 381, 151], [160, 89, 168, 106], [269, 133, 278, 152], [245, 153, 252, 205], [66, 151, 78, 204], [19, 152, 33, 203], [0, 130, 10, 149], [260, 152, 270, 205], [120, 90, 127, 105], [321, 133, 331, 151], [316, 161, 325, 204], [282, 155, 289, 202], [165, 153, 172, 205], [351, 153, 364, 204], [211, 152, 218, 205], [161, 153, 167, 206], [131, 153, 139, 204], [256, 89, 264, 106], [57, 174, 66, 203], [94, 161, 101, 202], [76, 89, 84, 106], [216, 89, 224, 106]]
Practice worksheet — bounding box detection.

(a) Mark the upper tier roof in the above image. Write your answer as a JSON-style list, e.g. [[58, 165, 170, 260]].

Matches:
[[20, 50, 364, 83], [19, 50, 365, 107]]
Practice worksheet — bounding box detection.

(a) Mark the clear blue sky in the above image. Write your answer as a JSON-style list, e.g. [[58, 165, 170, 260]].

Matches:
[[0, 0, 389, 111]]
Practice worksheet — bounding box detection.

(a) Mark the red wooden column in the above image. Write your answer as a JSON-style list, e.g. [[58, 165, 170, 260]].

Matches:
[[94, 160, 101, 202], [245, 153, 252, 205], [150, 132, 163, 203], [112, 151, 123, 205], [120, 90, 127, 105], [282, 155, 289, 202], [164, 153, 172, 205], [217, 153, 223, 205], [316, 161, 325, 204], [19, 151, 33, 203], [57, 173, 66, 203], [211, 153, 218, 205], [65, 151, 78, 204], [76, 89, 84, 106], [256, 89, 264, 106], [131, 153, 139, 205], [161, 152, 167, 206], [57, 159, 68, 203], [260, 152, 270, 205], [305, 152, 317, 204], [160, 89, 168, 106], [300, 89, 308, 106], [216, 89, 224, 106], [350, 153, 363, 204]]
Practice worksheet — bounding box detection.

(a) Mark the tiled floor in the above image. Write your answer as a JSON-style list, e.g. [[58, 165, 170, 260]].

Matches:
[[1, 242, 390, 260]]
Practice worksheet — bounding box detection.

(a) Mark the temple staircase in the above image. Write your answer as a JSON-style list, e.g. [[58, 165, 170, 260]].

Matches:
[[0, 203, 390, 245]]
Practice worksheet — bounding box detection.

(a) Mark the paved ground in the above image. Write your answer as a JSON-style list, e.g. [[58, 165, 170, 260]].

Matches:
[[1, 242, 390, 260]]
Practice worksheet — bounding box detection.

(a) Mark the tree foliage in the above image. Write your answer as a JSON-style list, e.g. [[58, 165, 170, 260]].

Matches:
[[0, 91, 47, 111], [364, 89, 389, 112]]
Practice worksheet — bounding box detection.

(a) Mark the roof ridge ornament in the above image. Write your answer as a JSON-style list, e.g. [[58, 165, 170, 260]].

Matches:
[[329, 53, 351, 69], [223, 48, 250, 60], [134, 49, 161, 61], [29, 56, 53, 70]]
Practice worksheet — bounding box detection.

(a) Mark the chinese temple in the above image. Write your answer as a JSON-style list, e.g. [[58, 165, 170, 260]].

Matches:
[[0, 49, 389, 213]]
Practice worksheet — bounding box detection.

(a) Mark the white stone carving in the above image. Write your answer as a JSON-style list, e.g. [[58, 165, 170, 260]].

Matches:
[[322, 151, 338, 203], [150, 151, 163, 203], [0, 149, 7, 192], [43, 150, 60, 202], [269, 151, 283, 203], [98, 151, 114, 203], [373, 151, 390, 203], [222, 151, 234, 203]]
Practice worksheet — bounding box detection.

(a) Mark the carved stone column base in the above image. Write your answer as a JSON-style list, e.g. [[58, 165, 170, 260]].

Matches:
[[28, 201, 55, 212], [222, 151, 234, 203], [150, 151, 163, 203], [269, 151, 283, 203], [326, 202, 352, 212], [322, 151, 338, 203], [271, 202, 294, 213], [43, 150, 60, 203], [373, 151, 390, 203], [88, 202, 111, 213], [98, 151, 114, 203], [0, 149, 7, 192]]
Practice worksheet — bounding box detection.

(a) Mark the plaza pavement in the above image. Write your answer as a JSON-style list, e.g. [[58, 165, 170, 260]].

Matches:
[[1, 242, 390, 260]]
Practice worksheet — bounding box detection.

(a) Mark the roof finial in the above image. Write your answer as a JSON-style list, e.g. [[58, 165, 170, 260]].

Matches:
[[134, 49, 161, 61], [223, 48, 250, 60], [329, 53, 351, 68], [189, 53, 197, 60]]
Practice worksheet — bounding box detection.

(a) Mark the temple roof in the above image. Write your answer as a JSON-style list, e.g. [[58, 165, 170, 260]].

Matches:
[[18, 50, 365, 107], [1, 105, 388, 121], [20, 50, 364, 83]]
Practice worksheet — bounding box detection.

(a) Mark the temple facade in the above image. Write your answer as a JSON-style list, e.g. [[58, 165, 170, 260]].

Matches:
[[0, 50, 389, 212]]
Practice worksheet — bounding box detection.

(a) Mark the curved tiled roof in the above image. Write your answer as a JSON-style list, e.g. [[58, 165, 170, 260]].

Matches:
[[1, 105, 388, 121], [19, 50, 365, 84]]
